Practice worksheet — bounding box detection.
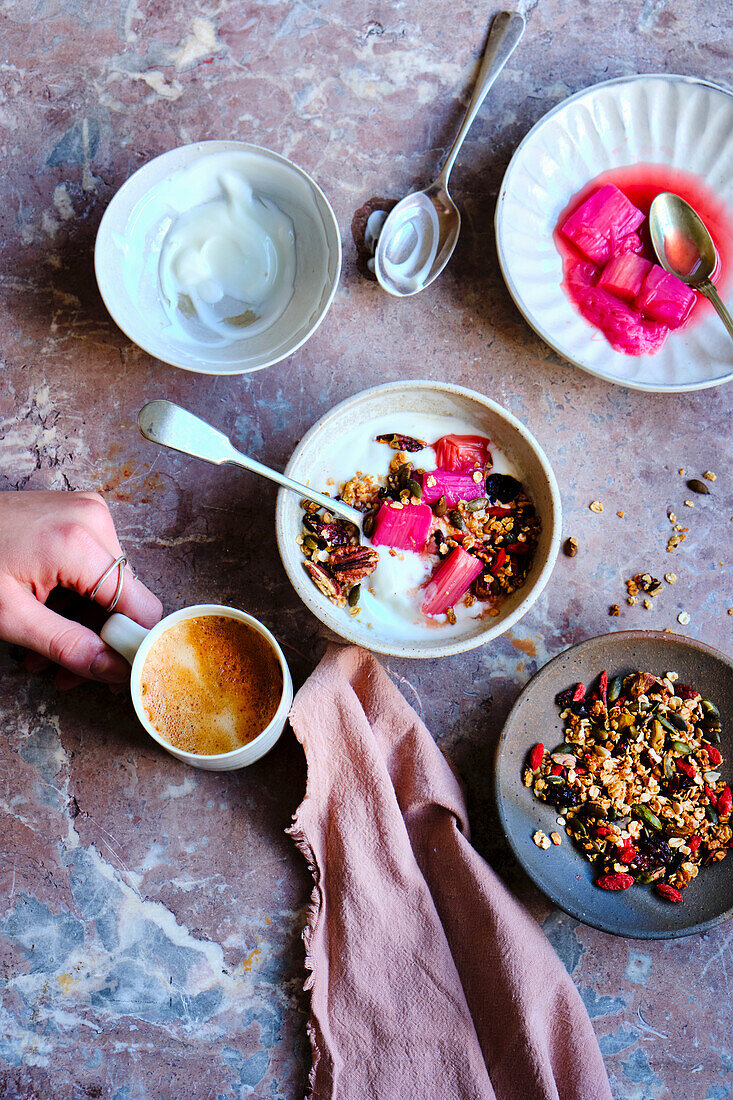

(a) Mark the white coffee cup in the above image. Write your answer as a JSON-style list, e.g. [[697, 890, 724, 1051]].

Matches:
[[101, 603, 293, 771]]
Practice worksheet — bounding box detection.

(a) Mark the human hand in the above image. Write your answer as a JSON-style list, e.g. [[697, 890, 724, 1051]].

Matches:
[[0, 490, 162, 688]]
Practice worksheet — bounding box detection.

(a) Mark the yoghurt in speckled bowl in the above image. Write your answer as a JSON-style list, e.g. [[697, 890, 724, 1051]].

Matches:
[[275, 381, 562, 659]]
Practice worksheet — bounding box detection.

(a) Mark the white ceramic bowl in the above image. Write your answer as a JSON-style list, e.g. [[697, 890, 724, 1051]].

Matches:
[[496, 74, 733, 392], [95, 141, 341, 375], [275, 381, 562, 658], [101, 604, 294, 770]]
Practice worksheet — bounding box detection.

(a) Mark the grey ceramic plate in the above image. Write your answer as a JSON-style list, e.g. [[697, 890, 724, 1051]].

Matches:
[[495, 631, 733, 939]]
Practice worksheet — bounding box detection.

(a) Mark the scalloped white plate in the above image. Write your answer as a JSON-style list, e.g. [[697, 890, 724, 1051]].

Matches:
[[495, 75, 733, 392]]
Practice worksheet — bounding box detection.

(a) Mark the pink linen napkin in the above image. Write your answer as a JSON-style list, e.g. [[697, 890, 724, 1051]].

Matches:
[[287, 644, 612, 1100]]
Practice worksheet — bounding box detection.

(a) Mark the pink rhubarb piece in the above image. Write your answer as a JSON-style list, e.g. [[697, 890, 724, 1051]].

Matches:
[[371, 501, 432, 553]]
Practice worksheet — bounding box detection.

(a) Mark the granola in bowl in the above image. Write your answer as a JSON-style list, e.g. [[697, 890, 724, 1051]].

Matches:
[[525, 670, 730, 903], [295, 418, 540, 636]]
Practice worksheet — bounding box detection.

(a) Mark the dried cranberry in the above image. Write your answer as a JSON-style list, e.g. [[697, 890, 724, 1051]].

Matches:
[[634, 836, 672, 871], [555, 685, 577, 708], [675, 684, 699, 701], [546, 784, 580, 810], [485, 473, 522, 503]]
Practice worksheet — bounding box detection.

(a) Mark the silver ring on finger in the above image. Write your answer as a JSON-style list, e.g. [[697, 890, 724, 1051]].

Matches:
[[90, 554, 128, 612]]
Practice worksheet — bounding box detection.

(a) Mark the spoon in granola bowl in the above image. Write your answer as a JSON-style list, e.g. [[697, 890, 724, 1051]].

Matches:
[[137, 400, 365, 530], [649, 192, 733, 341], [374, 10, 525, 297]]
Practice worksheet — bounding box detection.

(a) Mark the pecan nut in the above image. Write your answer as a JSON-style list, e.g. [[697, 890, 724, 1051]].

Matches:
[[328, 545, 379, 582], [303, 561, 342, 600]]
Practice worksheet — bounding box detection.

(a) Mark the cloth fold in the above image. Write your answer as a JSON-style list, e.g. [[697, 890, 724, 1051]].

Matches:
[[288, 644, 612, 1100]]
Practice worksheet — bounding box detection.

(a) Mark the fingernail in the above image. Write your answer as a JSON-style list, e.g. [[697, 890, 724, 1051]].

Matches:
[[90, 648, 129, 683]]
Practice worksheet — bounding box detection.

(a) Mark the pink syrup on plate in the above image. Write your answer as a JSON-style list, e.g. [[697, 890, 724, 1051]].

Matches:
[[554, 165, 733, 356]]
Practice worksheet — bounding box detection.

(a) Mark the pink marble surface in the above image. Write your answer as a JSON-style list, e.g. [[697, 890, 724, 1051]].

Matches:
[[0, 1, 731, 1097]]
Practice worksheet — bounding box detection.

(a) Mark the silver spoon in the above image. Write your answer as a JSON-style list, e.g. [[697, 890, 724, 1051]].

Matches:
[[137, 400, 364, 529], [374, 10, 525, 298], [649, 192, 733, 341]]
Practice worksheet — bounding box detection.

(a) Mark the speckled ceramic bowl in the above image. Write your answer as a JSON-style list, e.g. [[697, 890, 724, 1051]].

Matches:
[[275, 380, 562, 659], [95, 141, 341, 375], [495, 631, 733, 938]]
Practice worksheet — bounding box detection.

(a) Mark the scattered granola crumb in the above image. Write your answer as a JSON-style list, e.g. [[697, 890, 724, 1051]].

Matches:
[[533, 830, 551, 850], [589, 500, 604, 513], [728, 608, 733, 616], [550, 832, 562, 846], [564, 536, 578, 557], [664, 573, 677, 584], [666, 671, 679, 682], [668, 512, 677, 524], [643, 598, 652, 610], [677, 611, 691, 625], [663, 627, 673, 633], [684, 500, 695, 508], [704, 471, 716, 481], [616, 510, 625, 518], [556, 816, 566, 826], [627, 596, 637, 606], [609, 604, 620, 616], [667, 532, 687, 552], [678, 468, 685, 475]]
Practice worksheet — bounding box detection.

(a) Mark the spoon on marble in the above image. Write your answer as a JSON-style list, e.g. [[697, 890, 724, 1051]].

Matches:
[[374, 10, 525, 298], [649, 192, 733, 341], [137, 400, 365, 529]]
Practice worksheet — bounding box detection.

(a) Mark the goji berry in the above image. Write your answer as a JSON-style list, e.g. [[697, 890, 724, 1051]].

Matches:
[[676, 684, 698, 700], [687, 836, 701, 852], [706, 785, 718, 808], [593, 826, 611, 837], [655, 883, 683, 903], [572, 682, 586, 702], [550, 764, 564, 776], [528, 743, 544, 772], [704, 744, 722, 766], [491, 548, 507, 575], [597, 872, 634, 891], [618, 846, 636, 864], [574, 765, 587, 775], [676, 758, 696, 778], [599, 670, 608, 708], [719, 786, 732, 818]]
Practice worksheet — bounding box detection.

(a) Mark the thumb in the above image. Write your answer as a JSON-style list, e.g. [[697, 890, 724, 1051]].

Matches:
[[8, 587, 130, 683]]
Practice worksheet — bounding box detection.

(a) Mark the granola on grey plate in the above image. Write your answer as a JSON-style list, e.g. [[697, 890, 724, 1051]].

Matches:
[[525, 670, 730, 903]]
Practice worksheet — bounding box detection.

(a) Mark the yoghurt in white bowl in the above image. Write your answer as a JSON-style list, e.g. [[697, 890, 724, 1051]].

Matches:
[[276, 381, 562, 659], [95, 141, 341, 375]]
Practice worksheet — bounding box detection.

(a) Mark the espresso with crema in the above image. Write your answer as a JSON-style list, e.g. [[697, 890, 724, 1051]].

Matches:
[[140, 615, 283, 755]]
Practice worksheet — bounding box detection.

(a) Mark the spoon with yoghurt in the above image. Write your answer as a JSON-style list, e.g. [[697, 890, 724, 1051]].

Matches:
[[374, 10, 525, 298], [137, 400, 365, 530], [649, 192, 733, 341]]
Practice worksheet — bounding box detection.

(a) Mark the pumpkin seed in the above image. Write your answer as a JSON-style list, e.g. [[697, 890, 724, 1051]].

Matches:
[[544, 774, 565, 785], [608, 676, 623, 703], [670, 739, 692, 755], [554, 742, 577, 755], [363, 512, 376, 538], [632, 803, 663, 831], [706, 805, 719, 824], [466, 496, 488, 512], [434, 495, 448, 517], [705, 727, 722, 744], [665, 711, 689, 732], [449, 510, 466, 531], [701, 700, 720, 719], [397, 463, 412, 485], [348, 584, 361, 607], [407, 479, 423, 499], [687, 478, 711, 495], [664, 754, 676, 780], [636, 868, 665, 884], [657, 715, 680, 735], [572, 821, 589, 841], [304, 535, 319, 550]]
